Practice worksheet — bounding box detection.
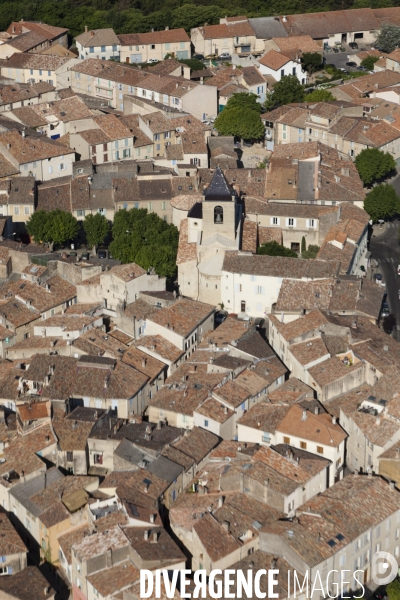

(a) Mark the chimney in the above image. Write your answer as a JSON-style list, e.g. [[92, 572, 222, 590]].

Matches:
[[152, 531, 158, 543], [142, 357, 147, 368], [222, 520, 230, 532], [390, 481, 396, 491], [113, 425, 117, 435], [314, 406, 319, 415], [301, 409, 307, 421], [384, 345, 389, 352], [85, 25, 88, 33], [144, 530, 149, 540], [144, 483, 149, 493], [218, 496, 224, 508], [332, 416, 336, 425], [150, 513, 155, 523]]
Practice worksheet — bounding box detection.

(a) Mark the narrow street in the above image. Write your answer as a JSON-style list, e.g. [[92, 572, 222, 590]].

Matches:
[[369, 220, 400, 341]]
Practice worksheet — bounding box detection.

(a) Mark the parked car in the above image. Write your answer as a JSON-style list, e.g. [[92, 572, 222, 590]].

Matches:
[[69, 251, 77, 257], [382, 302, 390, 315], [219, 52, 231, 59], [97, 249, 107, 259], [357, 65, 367, 71], [193, 54, 205, 60], [374, 273, 386, 286], [81, 251, 90, 260], [148, 58, 159, 63], [349, 42, 358, 49], [215, 311, 228, 326], [346, 61, 357, 67]]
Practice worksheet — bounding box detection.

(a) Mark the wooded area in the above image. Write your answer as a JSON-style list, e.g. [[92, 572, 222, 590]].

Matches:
[[2, 0, 397, 40]]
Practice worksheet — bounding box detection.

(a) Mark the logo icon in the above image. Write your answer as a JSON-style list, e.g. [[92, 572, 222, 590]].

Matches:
[[372, 551, 398, 586]]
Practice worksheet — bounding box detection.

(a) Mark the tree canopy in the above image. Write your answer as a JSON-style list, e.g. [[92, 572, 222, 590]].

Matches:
[[355, 147, 396, 186], [265, 75, 305, 110], [83, 213, 110, 250], [387, 578, 400, 600], [302, 52, 323, 74], [302, 245, 320, 259], [363, 184, 399, 221], [26, 209, 79, 246], [214, 93, 264, 140], [257, 241, 298, 258], [360, 55, 379, 70], [375, 23, 400, 53], [305, 89, 335, 102], [109, 208, 179, 278]]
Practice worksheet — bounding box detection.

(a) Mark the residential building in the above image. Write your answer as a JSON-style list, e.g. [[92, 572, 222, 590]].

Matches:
[[190, 18, 263, 58], [69, 59, 218, 121], [260, 474, 400, 594], [258, 50, 307, 84], [75, 27, 120, 61], [0, 129, 75, 181], [7, 20, 69, 48], [118, 28, 191, 64]]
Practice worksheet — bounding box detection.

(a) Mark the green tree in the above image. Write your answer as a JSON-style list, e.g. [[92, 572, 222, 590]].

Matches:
[[305, 89, 335, 102], [301, 236, 306, 254], [214, 93, 264, 140], [302, 52, 323, 74], [46, 210, 79, 247], [83, 213, 110, 254], [266, 75, 305, 109], [26, 210, 51, 244], [257, 241, 298, 258], [388, 579, 400, 600], [302, 244, 320, 259], [360, 55, 379, 71], [364, 184, 399, 222], [355, 148, 396, 185], [109, 208, 179, 278], [224, 92, 262, 113], [375, 23, 400, 53]]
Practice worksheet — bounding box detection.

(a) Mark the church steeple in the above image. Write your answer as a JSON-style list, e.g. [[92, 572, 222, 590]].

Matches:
[[203, 167, 236, 202]]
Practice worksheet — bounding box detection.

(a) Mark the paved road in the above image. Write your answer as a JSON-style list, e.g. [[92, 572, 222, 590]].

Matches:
[[369, 220, 400, 340]]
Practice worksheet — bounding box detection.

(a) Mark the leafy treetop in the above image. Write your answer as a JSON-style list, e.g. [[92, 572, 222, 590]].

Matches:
[[257, 240, 298, 258], [364, 183, 400, 222], [109, 208, 179, 278], [83, 213, 110, 250], [375, 23, 400, 53], [26, 209, 79, 246], [265, 75, 305, 110], [355, 147, 396, 186], [214, 93, 264, 140]]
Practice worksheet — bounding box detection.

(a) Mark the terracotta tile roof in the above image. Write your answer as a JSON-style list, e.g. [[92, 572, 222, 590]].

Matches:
[[308, 355, 363, 388], [238, 401, 290, 432], [259, 49, 291, 70], [289, 337, 330, 366], [7, 21, 68, 39], [134, 335, 184, 363], [0, 566, 54, 600], [76, 28, 119, 47], [223, 252, 340, 280], [147, 298, 214, 337], [277, 403, 347, 446], [0, 423, 55, 478], [118, 28, 189, 46], [7, 31, 47, 52], [0, 129, 73, 164], [241, 219, 257, 253], [122, 347, 165, 382], [17, 401, 50, 423], [87, 561, 140, 597], [177, 218, 197, 265], [268, 310, 329, 343]]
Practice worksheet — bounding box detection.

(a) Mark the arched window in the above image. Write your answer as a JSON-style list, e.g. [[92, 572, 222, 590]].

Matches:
[[214, 206, 223, 224]]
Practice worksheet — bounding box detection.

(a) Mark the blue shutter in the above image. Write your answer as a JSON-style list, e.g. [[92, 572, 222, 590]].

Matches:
[[8, 566, 12, 574]]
